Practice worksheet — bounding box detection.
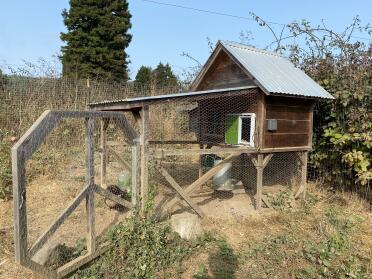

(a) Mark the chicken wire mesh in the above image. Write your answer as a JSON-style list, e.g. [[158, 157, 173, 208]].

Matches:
[[142, 88, 306, 216], [20, 114, 133, 268]]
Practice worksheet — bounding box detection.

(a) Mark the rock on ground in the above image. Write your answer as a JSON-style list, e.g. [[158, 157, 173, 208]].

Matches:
[[171, 212, 203, 240]]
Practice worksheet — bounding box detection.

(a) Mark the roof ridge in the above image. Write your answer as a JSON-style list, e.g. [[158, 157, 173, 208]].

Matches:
[[220, 40, 283, 58]]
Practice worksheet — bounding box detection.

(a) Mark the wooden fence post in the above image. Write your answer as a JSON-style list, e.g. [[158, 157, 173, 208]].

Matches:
[[100, 119, 108, 189], [12, 148, 27, 264], [85, 117, 95, 254], [140, 106, 149, 213]]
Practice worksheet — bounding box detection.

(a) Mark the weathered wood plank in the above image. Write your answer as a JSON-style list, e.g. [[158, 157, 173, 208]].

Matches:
[[107, 146, 132, 172], [157, 166, 205, 218], [264, 133, 309, 148], [85, 117, 96, 254], [262, 154, 274, 168], [140, 106, 149, 213], [11, 147, 27, 264], [295, 151, 308, 199], [161, 154, 238, 215], [93, 184, 133, 209], [13, 111, 60, 160], [100, 119, 108, 188], [152, 147, 258, 157], [256, 154, 264, 210], [57, 244, 109, 278], [131, 142, 140, 207], [28, 185, 90, 258]]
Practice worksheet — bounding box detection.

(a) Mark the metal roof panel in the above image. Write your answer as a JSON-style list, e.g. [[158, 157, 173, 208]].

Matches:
[[220, 41, 334, 99]]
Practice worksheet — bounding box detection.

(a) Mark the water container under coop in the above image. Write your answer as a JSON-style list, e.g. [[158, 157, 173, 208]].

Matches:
[[203, 155, 237, 191]]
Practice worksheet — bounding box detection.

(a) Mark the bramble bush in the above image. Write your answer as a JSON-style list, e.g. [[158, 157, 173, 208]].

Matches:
[[250, 15, 371, 192]]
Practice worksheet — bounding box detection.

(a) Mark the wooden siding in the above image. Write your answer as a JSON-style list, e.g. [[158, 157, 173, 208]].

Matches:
[[263, 96, 314, 149], [196, 50, 255, 91]]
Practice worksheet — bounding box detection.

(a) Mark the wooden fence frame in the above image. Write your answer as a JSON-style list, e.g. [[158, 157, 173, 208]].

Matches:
[[11, 110, 138, 278]]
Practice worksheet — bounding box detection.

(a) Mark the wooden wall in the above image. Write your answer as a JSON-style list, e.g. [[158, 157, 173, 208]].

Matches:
[[196, 50, 255, 91], [263, 96, 314, 149]]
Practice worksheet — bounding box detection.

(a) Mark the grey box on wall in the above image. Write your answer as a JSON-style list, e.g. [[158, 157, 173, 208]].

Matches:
[[267, 119, 277, 131]]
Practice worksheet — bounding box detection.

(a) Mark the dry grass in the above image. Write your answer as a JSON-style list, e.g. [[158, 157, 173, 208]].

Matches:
[[1, 180, 371, 279]]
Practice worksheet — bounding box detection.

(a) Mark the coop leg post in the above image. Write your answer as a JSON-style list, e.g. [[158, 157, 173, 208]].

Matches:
[[140, 106, 149, 214], [100, 119, 108, 189], [85, 117, 96, 254], [299, 151, 308, 198], [256, 154, 264, 210]]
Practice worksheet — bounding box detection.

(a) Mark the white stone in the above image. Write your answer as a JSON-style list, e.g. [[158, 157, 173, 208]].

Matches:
[[171, 212, 203, 240]]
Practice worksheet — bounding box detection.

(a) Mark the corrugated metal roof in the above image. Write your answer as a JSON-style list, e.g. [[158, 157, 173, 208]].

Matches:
[[220, 41, 334, 99], [89, 85, 258, 107]]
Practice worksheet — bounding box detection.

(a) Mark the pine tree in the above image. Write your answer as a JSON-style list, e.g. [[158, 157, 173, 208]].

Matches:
[[152, 63, 179, 88], [134, 66, 152, 87], [60, 0, 132, 81]]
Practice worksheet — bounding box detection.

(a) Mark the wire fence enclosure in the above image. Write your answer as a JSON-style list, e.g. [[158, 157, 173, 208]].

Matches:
[[0, 77, 370, 200], [1, 76, 370, 277]]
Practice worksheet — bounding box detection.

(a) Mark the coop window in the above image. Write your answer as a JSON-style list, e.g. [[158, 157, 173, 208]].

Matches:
[[225, 113, 255, 146]]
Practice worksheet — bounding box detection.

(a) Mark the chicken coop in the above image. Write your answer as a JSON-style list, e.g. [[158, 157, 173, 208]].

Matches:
[[11, 41, 334, 277], [89, 41, 334, 217]]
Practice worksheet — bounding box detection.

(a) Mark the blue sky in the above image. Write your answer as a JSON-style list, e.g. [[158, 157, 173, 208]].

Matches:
[[0, 0, 371, 79]]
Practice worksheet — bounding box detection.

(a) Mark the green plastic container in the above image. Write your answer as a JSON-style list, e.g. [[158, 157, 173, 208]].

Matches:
[[117, 171, 131, 195]]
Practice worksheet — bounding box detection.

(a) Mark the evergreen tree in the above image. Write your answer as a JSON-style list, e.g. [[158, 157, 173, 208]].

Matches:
[[152, 63, 179, 88], [60, 0, 132, 81], [134, 66, 152, 87]]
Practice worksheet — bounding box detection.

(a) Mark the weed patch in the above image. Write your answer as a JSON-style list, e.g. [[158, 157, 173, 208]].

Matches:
[[70, 215, 214, 279]]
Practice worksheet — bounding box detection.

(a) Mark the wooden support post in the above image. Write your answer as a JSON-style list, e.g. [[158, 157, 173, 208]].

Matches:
[[131, 140, 141, 207], [198, 144, 204, 178], [250, 153, 273, 210], [85, 117, 95, 254], [256, 154, 264, 210], [11, 148, 27, 264], [295, 151, 308, 199], [140, 106, 149, 213], [100, 119, 108, 189]]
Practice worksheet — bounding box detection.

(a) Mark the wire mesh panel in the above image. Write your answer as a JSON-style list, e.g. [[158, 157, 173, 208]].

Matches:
[[11, 112, 135, 276], [147, 88, 260, 146], [263, 152, 302, 190]]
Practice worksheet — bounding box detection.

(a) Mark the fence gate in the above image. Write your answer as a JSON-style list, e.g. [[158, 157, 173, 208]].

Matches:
[[11, 110, 139, 278]]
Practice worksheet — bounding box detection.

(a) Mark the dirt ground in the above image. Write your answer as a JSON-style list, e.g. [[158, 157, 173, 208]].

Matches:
[[0, 173, 127, 279], [1, 174, 371, 279]]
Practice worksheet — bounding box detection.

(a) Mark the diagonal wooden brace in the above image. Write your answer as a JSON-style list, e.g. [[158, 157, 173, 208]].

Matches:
[[160, 153, 239, 216], [157, 166, 205, 218]]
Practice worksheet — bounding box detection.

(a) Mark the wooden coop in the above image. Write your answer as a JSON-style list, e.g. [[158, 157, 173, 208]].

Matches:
[[90, 41, 334, 215]]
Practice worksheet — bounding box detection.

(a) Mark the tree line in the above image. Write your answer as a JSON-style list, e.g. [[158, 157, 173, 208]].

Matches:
[[60, 0, 179, 87]]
